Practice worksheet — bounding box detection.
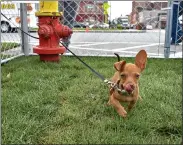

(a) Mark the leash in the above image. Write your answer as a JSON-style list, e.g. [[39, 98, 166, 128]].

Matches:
[[1, 11, 105, 82], [60, 42, 129, 95], [1, 12, 128, 95], [60, 41, 129, 95], [60, 42, 106, 81]]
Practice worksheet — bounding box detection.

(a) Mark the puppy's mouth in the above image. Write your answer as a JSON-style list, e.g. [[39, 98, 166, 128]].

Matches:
[[121, 84, 135, 95]]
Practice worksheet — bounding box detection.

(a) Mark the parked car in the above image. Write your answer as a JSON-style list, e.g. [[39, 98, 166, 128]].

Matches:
[[89, 23, 99, 29], [134, 23, 146, 30], [121, 23, 130, 29], [99, 23, 109, 28], [89, 23, 109, 29], [73, 22, 87, 28], [131, 23, 138, 29], [109, 23, 117, 29], [146, 25, 153, 30], [1, 1, 38, 33], [109, 19, 117, 29]]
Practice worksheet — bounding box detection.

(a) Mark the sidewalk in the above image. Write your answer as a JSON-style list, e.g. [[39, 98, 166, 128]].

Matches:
[[73, 29, 146, 33], [2, 42, 182, 58], [29, 29, 146, 33]]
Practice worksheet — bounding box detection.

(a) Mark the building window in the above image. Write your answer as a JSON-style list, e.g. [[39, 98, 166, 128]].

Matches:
[[85, 4, 95, 13]]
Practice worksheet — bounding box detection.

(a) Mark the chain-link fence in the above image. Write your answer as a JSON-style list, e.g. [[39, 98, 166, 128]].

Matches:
[[173, 1, 183, 53], [1, 1, 39, 63], [1, 1, 183, 64], [1, 1, 22, 63]]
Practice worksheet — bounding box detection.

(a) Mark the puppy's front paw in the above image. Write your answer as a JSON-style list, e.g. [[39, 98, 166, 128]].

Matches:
[[118, 109, 127, 118]]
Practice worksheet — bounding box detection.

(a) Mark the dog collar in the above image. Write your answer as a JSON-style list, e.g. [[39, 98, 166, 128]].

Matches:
[[116, 81, 130, 96], [105, 79, 130, 97]]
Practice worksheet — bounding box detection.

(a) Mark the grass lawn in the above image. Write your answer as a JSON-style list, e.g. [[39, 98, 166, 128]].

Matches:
[[1, 42, 21, 59], [2, 56, 182, 144], [1, 54, 12, 59], [1, 42, 20, 52]]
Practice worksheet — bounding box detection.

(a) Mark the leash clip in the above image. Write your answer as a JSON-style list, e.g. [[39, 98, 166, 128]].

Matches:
[[104, 79, 117, 88], [111, 82, 117, 88], [104, 79, 130, 96]]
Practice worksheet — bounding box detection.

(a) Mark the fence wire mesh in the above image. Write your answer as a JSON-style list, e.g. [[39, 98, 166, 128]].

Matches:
[[1, 1, 182, 64], [174, 1, 183, 46], [55, 0, 181, 58], [1, 1, 23, 63]]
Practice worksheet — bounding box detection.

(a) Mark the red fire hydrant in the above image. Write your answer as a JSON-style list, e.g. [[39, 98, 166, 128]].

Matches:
[[33, 2, 73, 62]]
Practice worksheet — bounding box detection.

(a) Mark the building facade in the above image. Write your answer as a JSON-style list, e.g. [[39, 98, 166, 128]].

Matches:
[[130, 1, 168, 28], [75, 1, 105, 24]]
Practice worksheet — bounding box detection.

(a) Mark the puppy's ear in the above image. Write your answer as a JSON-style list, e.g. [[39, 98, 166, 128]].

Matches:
[[114, 60, 126, 71], [135, 50, 147, 72]]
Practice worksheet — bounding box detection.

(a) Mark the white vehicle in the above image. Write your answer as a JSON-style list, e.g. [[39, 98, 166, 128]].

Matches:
[[146, 25, 153, 30], [89, 23, 109, 29], [100, 23, 109, 28], [1, 1, 39, 33]]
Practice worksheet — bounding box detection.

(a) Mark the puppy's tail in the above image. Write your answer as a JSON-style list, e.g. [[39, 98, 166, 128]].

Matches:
[[114, 53, 120, 62]]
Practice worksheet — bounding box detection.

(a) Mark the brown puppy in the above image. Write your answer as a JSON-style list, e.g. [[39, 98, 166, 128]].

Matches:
[[108, 50, 147, 117]]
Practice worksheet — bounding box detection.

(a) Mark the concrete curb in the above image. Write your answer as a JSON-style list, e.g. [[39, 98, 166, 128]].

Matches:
[[73, 30, 146, 33], [29, 30, 146, 33]]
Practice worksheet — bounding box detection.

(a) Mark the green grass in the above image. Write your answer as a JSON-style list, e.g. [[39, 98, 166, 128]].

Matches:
[[1, 42, 20, 52], [1, 54, 12, 59], [2, 56, 182, 144]]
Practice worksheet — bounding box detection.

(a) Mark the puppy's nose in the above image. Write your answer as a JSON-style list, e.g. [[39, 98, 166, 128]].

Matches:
[[124, 84, 135, 93]]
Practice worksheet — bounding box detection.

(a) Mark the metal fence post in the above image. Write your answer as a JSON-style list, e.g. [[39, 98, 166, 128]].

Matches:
[[0, 2, 2, 145], [20, 3, 29, 56], [164, 0, 173, 58]]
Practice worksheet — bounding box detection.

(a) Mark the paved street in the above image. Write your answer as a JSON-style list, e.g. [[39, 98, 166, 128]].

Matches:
[[1, 30, 182, 58]]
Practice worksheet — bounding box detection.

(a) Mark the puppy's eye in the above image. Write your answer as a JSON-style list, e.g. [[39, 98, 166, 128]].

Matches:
[[135, 74, 140, 79], [120, 74, 126, 78]]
